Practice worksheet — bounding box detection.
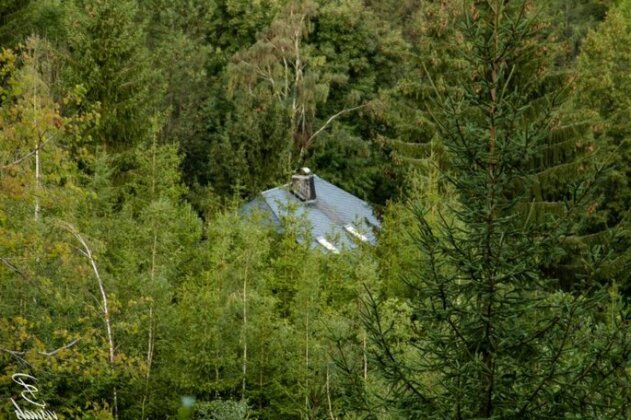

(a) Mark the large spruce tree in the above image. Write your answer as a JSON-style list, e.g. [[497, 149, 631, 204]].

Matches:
[[363, 1, 631, 417], [64, 0, 159, 154], [576, 0, 631, 291]]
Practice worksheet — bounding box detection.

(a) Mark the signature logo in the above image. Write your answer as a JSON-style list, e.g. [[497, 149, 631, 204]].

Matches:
[[10, 374, 58, 420]]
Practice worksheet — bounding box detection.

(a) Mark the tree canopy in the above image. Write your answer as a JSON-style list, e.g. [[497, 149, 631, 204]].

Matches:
[[1, 0, 630, 418]]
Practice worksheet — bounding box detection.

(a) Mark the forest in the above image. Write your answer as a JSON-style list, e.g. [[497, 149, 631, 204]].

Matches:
[[1, 0, 630, 418]]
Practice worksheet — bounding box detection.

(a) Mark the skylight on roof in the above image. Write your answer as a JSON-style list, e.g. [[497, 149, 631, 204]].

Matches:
[[317, 236, 340, 254], [344, 224, 368, 242]]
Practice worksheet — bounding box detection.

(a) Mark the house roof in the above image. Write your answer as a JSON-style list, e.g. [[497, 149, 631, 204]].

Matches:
[[242, 175, 380, 252]]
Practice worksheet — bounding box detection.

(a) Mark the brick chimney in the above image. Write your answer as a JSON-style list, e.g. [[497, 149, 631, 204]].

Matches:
[[291, 167, 317, 202]]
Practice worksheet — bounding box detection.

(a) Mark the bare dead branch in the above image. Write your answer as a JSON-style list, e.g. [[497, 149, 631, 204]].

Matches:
[[40, 339, 80, 356], [0, 257, 31, 281], [1, 338, 80, 357], [1, 135, 53, 170], [1, 348, 27, 357], [305, 104, 368, 149], [0, 348, 33, 367]]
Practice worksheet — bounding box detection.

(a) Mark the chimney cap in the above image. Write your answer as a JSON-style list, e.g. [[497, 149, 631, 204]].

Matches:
[[299, 167, 312, 176]]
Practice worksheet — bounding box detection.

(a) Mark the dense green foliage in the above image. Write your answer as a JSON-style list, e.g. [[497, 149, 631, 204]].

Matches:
[[1, 0, 629, 418], [362, 2, 630, 417]]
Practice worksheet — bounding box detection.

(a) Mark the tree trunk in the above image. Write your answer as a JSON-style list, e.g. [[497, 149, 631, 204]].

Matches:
[[62, 223, 118, 419], [242, 265, 249, 399]]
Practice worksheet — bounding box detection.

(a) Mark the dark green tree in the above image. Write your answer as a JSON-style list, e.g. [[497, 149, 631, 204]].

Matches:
[[0, 0, 34, 46], [538, 0, 613, 67], [64, 0, 160, 155], [367, 0, 465, 204], [362, 2, 631, 417], [179, 0, 281, 200], [142, 0, 213, 161], [575, 0, 631, 291]]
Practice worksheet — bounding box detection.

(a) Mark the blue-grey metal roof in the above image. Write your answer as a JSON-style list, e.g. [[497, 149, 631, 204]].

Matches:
[[243, 175, 380, 252]]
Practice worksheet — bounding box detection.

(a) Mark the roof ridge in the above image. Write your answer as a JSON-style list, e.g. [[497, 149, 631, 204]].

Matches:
[[260, 183, 290, 196]]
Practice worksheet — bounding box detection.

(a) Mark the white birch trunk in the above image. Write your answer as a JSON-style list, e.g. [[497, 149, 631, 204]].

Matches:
[[363, 331, 368, 381], [242, 265, 249, 399], [62, 223, 118, 419], [305, 302, 310, 413], [33, 71, 40, 222], [326, 364, 335, 420]]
